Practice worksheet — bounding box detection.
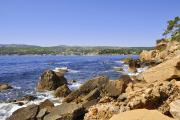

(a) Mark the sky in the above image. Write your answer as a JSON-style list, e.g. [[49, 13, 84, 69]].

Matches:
[[0, 0, 180, 47]]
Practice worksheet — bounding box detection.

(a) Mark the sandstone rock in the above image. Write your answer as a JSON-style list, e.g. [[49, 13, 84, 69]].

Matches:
[[84, 101, 119, 120], [104, 75, 132, 97], [7, 104, 39, 120], [63, 76, 109, 103], [140, 50, 157, 61], [0, 83, 12, 91], [137, 55, 180, 83], [36, 70, 67, 91], [43, 102, 85, 120], [170, 100, 180, 120], [110, 109, 174, 120], [39, 99, 54, 111], [54, 84, 71, 97]]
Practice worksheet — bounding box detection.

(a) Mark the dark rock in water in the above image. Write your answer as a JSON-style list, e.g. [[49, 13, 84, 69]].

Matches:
[[113, 67, 123, 72], [7, 104, 39, 120], [128, 60, 138, 73], [104, 75, 132, 98], [54, 84, 71, 97], [63, 76, 109, 103], [43, 102, 85, 120], [39, 99, 54, 111], [0, 83, 12, 91], [36, 70, 67, 91], [16, 95, 37, 102]]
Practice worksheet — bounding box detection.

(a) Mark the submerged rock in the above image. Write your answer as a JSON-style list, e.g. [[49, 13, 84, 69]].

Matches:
[[0, 83, 12, 91], [36, 70, 67, 91], [16, 95, 37, 102]]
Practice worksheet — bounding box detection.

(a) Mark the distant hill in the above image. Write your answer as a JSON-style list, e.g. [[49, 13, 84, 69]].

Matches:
[[0, 44, 153, 55], [0, 44, 40, 48]]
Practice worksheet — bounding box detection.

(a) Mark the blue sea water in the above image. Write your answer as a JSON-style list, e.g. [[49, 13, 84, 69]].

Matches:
[[0, 55, 138, 102]]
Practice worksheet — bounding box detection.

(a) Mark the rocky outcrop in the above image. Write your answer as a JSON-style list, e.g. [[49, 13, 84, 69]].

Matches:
[[110, 109, 174, 120], [137, 55, 180, 83], [0, 83, 12, 91], [43, 102, 85, 120], [36, 70, 67, 91], [63, 76, 109, 103], [84, 80, 180, 120], [140, 40, 180, 62], [170, 100, 180, 120], [7, 104, 39, 120], [140, 50, 157, 61], [54, 84, 71, 97]]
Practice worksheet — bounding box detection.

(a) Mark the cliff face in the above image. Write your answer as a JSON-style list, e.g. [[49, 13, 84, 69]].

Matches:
[[140, 40, 180, 62]]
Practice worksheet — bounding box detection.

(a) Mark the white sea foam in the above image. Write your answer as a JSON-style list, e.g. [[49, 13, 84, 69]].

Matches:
[[0, 91, 63, 120], [68, 69, 80, 73], [68, 82, 82, 90], [11, 86, 21, 89], [114, 60, 124, 64], [0, 80, 82, 120], [120, 64, 148, 76]]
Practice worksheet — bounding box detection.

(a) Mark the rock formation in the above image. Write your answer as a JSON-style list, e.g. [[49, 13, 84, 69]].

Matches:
[[137, 55, 180, 83], [36, 70, 67, 91]]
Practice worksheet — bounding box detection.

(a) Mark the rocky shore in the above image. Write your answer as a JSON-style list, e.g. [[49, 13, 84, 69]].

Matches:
[[6, 40, 180, 120]]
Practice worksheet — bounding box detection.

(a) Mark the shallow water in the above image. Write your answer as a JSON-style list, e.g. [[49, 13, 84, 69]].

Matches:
[[0, 55, 139, 119]]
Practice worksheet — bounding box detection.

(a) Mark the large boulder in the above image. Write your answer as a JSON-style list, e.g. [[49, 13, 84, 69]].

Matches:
[[104, 75, 132, 97], [63, 76, 109, 103], [137, 55, 180, 83], [7, 104, 39, 120], [43, 102, 85, 120], [110, 109, 174, 120], [54, 84, 71, 97], [170, 100, 180, 120], [0, 83, 12, 91], [36, 70, 67, 91]]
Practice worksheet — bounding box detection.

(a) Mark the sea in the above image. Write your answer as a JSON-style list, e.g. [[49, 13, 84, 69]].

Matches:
[[0, 55, 143, 120]]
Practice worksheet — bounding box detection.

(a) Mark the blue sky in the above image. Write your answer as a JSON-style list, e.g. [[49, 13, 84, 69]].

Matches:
[[0, 0, 180, 47]]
